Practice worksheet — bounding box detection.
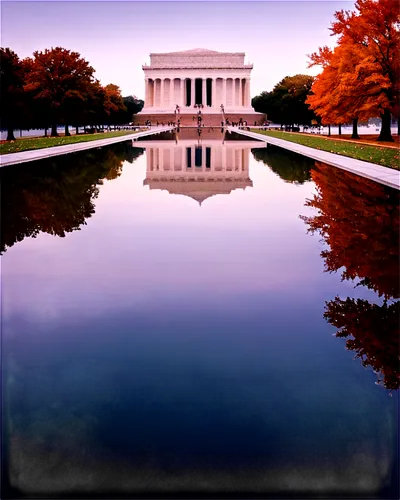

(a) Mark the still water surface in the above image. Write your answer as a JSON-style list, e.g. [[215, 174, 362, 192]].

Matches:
[[1, 130, 399, 498]]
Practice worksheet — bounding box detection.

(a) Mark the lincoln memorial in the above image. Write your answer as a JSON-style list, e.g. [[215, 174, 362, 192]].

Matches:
[[137, 48, 265, 124]]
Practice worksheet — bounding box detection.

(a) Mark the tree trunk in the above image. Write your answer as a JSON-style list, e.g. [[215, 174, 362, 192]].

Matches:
[[338, 124, 342, 136], [351, 118, 360, 139], [328, 124, 331, 137], [6, 124, 16, 141], [64, 124, 71, 136], [51, 123, 59, 137], [378, 109, 394, 142], [44, 127, 48, 137]]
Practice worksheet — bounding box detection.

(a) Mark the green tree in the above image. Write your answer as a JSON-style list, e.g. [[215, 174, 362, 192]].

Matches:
[[252, 75, 318, 127], [0, 48, 25, 140], [122, 95, 144, 123]]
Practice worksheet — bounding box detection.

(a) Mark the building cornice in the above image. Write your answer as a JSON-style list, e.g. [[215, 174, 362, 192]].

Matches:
[[142, 65, 253, 70], [150, 51, 245, 56]]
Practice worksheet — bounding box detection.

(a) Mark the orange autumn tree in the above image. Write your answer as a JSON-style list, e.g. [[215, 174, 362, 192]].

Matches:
[[307, 0, 400, 142], [307, 43, 380, 139], [24, 47, 97, 137], [103, 84, 126, 126], [331, 0, 400, 142]]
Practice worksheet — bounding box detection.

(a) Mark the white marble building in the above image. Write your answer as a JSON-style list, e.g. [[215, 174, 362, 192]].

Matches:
[[140, 48, 255, 114]]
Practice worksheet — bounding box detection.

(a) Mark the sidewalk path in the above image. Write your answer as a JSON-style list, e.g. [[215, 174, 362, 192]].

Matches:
[[229, 127, 399, 190], [0, 126, 175, 168]]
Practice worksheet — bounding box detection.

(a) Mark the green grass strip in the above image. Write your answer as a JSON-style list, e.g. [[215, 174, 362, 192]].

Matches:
[[0, 130, 139, 155], [251, 130, 399, 170]]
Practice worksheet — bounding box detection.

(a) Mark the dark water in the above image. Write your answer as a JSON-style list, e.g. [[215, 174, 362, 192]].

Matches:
[[1, 130, 399, 499]]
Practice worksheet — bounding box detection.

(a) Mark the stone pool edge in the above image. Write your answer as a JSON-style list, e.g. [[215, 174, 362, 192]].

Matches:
[[228, 127, 400, 191], [0, 126, 175, 168]]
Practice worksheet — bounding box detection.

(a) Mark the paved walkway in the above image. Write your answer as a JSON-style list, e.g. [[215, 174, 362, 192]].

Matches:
[[229, 127, 400, 190], [0, 126, 175, 168]]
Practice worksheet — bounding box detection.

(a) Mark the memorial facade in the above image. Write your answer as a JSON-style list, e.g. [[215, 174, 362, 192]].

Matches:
[[140, 48, 257, 114]]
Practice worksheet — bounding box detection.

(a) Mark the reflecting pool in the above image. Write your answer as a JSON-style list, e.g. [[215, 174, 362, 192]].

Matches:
[[1, 129, 399, 498]]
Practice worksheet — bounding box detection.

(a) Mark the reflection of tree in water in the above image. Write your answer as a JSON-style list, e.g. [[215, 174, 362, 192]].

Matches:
[[301, 163, 400, 390], [325, 298, 399, 391], [252, 146, 313, 185], [0, 143, 143, 253]]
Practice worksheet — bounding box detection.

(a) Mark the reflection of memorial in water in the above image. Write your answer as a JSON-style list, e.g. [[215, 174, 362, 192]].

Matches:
[[141, 129, 264, 204]]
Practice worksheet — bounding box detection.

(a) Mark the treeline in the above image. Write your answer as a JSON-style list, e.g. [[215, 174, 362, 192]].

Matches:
[[252, 0, 399, 142], [0, 47, 144, 140]]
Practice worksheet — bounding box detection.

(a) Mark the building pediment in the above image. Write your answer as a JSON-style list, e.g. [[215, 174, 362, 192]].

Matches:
[[153, 49, 224, 56]]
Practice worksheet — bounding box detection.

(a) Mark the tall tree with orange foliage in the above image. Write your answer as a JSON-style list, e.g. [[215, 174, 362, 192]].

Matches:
[[307, 43, 381, 139], [24, 47, 97, 136], [308, 0, 400, 142], [103, 84, 127, 125], [332, 0, 400, 141]]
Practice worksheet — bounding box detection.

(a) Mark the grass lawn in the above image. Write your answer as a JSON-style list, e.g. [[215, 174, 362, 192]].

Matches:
[[251, 130, 400, 170], [0, 130, 140, 155]]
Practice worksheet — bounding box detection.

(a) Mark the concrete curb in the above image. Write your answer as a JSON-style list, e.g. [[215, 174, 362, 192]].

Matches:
[[228, 127, 400, 191], [0, 126, 175, 168]]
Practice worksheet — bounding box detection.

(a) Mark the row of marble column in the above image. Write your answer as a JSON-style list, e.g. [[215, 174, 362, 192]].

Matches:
[[144, 77, 251, 108], [147, 147, 250, 172]]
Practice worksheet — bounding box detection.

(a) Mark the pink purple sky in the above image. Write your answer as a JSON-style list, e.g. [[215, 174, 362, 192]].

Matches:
[[1, 1, 353, 98]]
